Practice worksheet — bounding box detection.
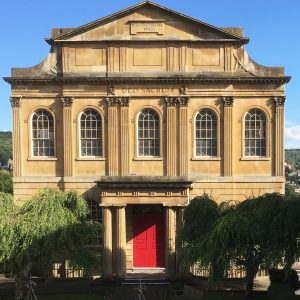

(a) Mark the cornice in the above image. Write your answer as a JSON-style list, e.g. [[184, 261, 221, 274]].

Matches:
[[3, 76, 291, 85]]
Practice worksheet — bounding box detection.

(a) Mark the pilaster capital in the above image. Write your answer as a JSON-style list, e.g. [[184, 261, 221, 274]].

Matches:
[[274, 96, 286, 107], [61, 96, 73, 107], [165, 97, 177, 107], [164, 96, 190, 107], [222, 96, 234, 107], [106, 97, 130, 107], [10, 96, 22, 108]]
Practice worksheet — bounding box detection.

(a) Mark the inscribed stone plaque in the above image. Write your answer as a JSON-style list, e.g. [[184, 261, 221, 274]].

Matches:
[[130, 21, 164, 35]]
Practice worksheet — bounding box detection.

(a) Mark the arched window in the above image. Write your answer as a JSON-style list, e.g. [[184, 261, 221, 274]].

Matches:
[[80, 109, 102, 157], [32, 109, 55, 157], [138, 108, 160, 157], [244, 108, 266, 157], [195, 108, 217, 157]]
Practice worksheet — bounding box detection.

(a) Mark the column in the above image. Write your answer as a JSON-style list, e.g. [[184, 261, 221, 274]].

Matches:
[[106, 97, 119, 176], [223, 96, 234, 176], [166, 206, 176, 279], [102, 206, 113, 278], [116, 206, 126, 278], [10, 96, 22, 177], [165, 97, 177, 176], [176, 207, 184, 277], [178, 96, 189, 176], [120, 98, 130, 176], [274, 96, 285, 177], [61, 96, 74, 177]]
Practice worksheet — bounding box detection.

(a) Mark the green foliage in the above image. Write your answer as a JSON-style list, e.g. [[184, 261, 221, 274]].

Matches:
[[0, 192, 15, 215], [180, 193, 300, 296], [285, 149, 300, 172], [285, 183, 297, 197], [0, 169, 13, 194], [0, 131, 12, 165], [0, 189, 101, 282]]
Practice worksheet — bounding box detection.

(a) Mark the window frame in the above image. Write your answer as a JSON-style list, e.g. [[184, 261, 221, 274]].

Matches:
[[193, 107, 220, 160], [242, 107, 270, 160], [30, 108, 56, 159], [135, 107, 162, 160], [78, 108, 104, 159]]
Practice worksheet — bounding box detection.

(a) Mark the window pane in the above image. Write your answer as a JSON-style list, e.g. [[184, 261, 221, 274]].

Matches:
[[32, 109, 55, 157], [195, 109, 217, 157], [137, 109, 160, 157], [244, 109, 266, 157], [80, 109, 102, 157]]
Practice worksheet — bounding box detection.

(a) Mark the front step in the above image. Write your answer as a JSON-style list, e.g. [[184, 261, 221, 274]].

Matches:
[[122, 278, 169, 285]]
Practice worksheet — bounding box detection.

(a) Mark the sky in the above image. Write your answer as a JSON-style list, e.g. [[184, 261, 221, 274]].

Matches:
[[0, 0, 299, 148]]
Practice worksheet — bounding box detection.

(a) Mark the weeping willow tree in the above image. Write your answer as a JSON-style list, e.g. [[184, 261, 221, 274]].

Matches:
[[0, 189, 101, 300], [179, 193, 300, 297]]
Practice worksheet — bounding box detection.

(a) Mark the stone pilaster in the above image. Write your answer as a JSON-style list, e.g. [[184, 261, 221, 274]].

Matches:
[[61, 96, 74, 177], [223, 96, 234, 176], [274, 96, 285, 177], [178, 96, 189, 176], [120, 98, 130, 176], [176, 207, 184, 277], [106, 97, 119, 176], [102, 206, 113, 278], [166, 206, 176, 279], [10, 96, 22, 177], [165, 97, 177, 176], [116, 206, 126, 278]]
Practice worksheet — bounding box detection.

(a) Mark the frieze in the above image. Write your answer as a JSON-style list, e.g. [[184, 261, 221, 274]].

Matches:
[[10, 96, 22, 108], [274, 96, 286, 107]]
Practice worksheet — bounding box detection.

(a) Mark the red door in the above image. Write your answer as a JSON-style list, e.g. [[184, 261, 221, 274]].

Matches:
[[133, 213, 165, 267]]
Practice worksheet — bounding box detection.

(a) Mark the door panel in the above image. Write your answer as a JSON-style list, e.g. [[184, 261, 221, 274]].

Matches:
[[133, 213, 165, 267]]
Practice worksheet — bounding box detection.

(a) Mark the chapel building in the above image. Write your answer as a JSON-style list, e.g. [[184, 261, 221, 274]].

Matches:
[[4, 1, 290, 279]]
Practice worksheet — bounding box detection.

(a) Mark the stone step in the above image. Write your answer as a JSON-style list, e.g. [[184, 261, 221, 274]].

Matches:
[[122, 278, 169, 285]]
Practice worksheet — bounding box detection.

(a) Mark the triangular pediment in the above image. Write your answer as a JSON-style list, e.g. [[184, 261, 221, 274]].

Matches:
[[48, 1, 248, 43]]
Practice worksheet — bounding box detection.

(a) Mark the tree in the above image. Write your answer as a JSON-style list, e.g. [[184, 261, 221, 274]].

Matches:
[[0, 131, 12, 165], [0, 189, 101, 299], [0, 169, 13, 194], [179, 193, 299, 297]]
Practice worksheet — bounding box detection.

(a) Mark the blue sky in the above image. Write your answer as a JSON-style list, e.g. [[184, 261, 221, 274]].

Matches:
[[1, 0, 299, 148]]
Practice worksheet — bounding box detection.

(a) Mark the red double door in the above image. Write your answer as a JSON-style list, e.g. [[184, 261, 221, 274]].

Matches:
[[133, 213, 165, 268]]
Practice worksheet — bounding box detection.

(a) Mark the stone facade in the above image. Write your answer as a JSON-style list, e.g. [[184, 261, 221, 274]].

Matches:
[[4, 1, 290, 278]]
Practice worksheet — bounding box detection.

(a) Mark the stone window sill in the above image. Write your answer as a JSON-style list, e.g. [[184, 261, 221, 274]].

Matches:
[[240, 157, 270, 161], [134, 157, 163, 161], [191, 157, 221, 161], [27, 157, 57, 161], [75, 157, 106, 161]]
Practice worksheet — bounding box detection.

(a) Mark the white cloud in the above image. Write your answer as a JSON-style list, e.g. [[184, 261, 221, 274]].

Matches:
[[285, 125, 300, 149]]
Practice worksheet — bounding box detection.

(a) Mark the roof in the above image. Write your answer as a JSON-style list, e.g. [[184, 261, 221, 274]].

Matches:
[[46, 0, 249, 44]]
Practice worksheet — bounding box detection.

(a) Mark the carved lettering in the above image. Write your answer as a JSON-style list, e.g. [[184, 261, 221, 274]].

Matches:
[[130, 21, 164, 35]]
